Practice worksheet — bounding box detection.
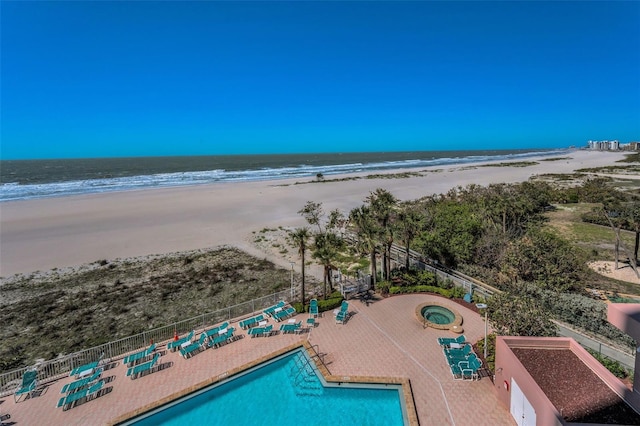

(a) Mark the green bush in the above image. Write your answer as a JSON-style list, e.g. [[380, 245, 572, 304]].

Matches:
[[450, 286, 466, 299], [292, 302, 305, 314], [317, 296, 343, 312], [378, 281, 390, 295], [475, 333, 496, 372], [586, 348, 631, 379], [327, 290, 342, 299], [388, 285, 452, 298]]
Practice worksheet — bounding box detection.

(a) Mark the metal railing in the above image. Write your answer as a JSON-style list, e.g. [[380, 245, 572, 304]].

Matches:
[[0, 289, 291, 397], [387, 243, 499, 300]]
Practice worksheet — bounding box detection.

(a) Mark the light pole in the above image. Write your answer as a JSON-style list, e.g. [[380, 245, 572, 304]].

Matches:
[[476, 303, 488, 359], [290, 262, 295, 301]]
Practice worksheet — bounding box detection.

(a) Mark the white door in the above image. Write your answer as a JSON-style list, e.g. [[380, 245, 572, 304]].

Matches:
[[511, 379, 537, 426]]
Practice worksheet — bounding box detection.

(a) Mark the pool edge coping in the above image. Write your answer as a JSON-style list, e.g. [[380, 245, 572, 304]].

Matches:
[[108, 340, 419, 426], [415, 301, 463, 330]]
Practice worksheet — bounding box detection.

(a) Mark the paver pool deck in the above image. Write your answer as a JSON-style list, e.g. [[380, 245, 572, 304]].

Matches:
[[1, 294, 514, 425]]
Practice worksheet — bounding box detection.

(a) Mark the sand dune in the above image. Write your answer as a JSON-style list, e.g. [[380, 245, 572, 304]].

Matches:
[[0, 150, 629, 277]]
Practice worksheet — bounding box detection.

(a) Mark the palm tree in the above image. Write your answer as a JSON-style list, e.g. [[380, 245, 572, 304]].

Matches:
[[367, 188, 397, 280], [312, 231, 344, 299], [349, 205, 379, 290], [396, 204, 424, 270], [288, 227, 311, 306]]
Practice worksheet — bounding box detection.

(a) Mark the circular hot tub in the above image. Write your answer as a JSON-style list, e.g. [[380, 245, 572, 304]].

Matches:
[[415, 301, 463, 331]]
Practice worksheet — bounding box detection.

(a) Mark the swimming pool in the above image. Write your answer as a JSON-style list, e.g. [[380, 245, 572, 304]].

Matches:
[[122, 349, 407, 425]]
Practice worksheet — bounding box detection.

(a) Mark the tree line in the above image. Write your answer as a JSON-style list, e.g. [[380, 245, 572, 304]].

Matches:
[[287, 175, 639, 343]]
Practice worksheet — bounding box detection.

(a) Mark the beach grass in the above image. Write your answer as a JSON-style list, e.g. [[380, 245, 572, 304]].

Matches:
[[0, 247, 312, 372]]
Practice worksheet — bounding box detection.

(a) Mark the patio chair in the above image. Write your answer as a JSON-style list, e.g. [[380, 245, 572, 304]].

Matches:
[[69, 352, 104, 378], [167, 330, 195, 352], [14, 368, 38, 402], [335, 301, 349, 324], [444, 344, 472, 359], [279, 321, 302, 334], [446, 350, 477, 366], [57, 379, 104, 410], [247, 325, 264, 337], [211, 327, 236, 348], [274, 306, 296, 322], [240, 314, 264, 329], [124, 343, 156, 366], [180, 334, 207, 359], [61, 369, 102, 394], [247, 324, 273, 337], [309, 299, 318, 318], [437, 335, 466, 347], [126, 353, 160, 379], [459, 357, 483, 380], [306, 317, 316, 328], [263, 300, 286, 317]]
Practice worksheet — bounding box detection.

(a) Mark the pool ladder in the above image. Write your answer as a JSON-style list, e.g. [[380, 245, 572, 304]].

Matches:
[[290, 352, 323, 396]]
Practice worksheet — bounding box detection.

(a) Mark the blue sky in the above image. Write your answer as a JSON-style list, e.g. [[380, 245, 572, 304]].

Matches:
[[2, 1, 639, 160]]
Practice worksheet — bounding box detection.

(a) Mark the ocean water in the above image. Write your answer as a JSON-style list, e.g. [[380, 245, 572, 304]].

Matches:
[[0, 149, 570, 202]]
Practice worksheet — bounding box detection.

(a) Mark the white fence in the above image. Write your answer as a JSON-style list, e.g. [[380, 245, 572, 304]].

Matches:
[[0, 289, 291, 397]]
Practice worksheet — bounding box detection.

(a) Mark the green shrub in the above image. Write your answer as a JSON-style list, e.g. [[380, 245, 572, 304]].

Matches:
[[450, 286, 466, 299], [476, 333, 496, 372], [317, 297, 343, 312], [292, 302, 305, 314], [328, 290, 342, 299], [378, 281, 390, 295], [388, 285, 452, 298], [586, 348, 631, 379]]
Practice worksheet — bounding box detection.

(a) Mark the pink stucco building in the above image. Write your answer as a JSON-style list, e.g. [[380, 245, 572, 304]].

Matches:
[[493, 303, 640, 426]]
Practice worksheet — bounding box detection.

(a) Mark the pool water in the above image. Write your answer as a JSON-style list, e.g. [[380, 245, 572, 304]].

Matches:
[[126, 350, 406, 426], [422, 305, 455, 325]]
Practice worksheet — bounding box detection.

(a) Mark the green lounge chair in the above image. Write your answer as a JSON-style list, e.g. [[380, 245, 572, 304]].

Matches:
[[444, 344, 472, 359], [124, 343, 156, 366], [239, 314, 264, 329], [180, 334, 207, 359], [336, 300, 349, 324], [248, 324, 273, 337], [247, 325, 264, 337], [57, 379, 104, 410], [437, 335, 466, 347], [335, 302, 349, 324], [279, 321, 302, 334], [14, 369, 37, 402], [126, 353, 160, 379], [309, 299, 318, 318], [211, 327, 236, 348], [167, 330, 194, 352], [447, 353, 478, 369], [69, 352, 104, 378], [306, 317, 315, 328], [459, 357, 482, 380], [60, 369, 102, 394], [274, 306, 296, 322], [201, 322, 230, 345], [263, 301, 285, 317]]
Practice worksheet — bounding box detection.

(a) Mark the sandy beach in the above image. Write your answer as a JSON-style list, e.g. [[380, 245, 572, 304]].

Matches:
[[0, 150, 630, 278]]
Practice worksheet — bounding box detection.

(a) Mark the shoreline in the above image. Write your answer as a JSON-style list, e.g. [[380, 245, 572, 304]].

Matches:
[[0, 150, 631, 277]]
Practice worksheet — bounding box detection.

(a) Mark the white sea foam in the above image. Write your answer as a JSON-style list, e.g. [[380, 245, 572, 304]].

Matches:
[[0, 149, 570, 202]]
